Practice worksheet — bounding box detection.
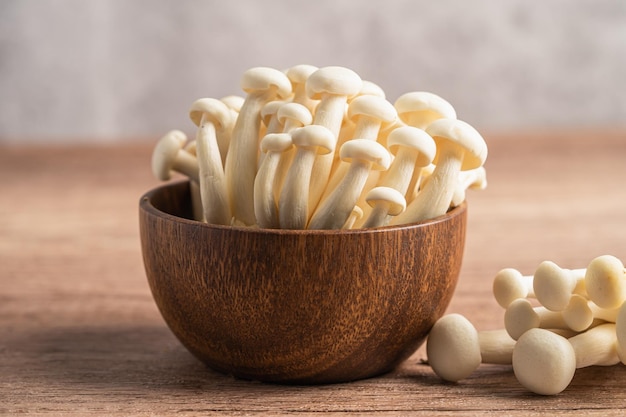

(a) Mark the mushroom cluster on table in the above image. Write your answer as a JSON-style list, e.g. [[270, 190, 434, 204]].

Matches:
[[150, 65, 488, 229], [426, 254, 626, 395]]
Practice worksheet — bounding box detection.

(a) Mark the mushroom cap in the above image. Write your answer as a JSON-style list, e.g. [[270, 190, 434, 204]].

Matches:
[[394, 91, 457, 127], [339, 139, 391, 171], [305, 66, 363, 100], [386, 126, 437, 167], [348, 95, 397, 125], [504, 298, 540, 340], [426, 118, 488, 171], [492, 268, 530, 308], [220, 95, 245, 112], [189, 98, 231, 128], [151, 130, 188, 181], [358, 80, 386, 98], [285, 64, 319, 86], [241, 67, 292, 100], [290, 125, 336, 155], [277, 102, 313, 126], [365, 186, 406, 215], [260, 100, 286, 126], [260, 133, 293, 154], [513, 328, 576, 395], [426, 314, 481, 382], [563, 294, 594, 332], [585, 255, 626, 309], [533, 261, 577, 312]]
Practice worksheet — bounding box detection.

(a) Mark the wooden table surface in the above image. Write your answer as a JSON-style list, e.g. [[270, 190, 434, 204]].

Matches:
[[1, 130, 626, 416]]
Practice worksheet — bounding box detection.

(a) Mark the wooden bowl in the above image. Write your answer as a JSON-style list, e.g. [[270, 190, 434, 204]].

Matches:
[[139, 181, 466, 384]]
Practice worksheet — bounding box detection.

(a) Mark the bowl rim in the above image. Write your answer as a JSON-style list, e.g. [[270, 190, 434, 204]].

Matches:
[[140, 180, 467, 236]]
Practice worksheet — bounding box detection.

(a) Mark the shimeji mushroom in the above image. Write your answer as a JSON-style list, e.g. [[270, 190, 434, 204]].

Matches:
[[308, 139, 391, 230], [151, 130, 199, 183], [305, 66, 363, 211], [261, 100, 287, 135], [322, 94, 397, 203], [492, 268, 535, 308], [189, 98, 232, 225], [451, 166, 488, 207], [533, 261, 587, 312], [278, 125, 335, 229], [254, 133, 293, 228], [361, 186, 406, 228], [272, 102, 313, 202], [285, 64, 319, 112], [426, 314, 515, 382], [562, 294, 621, 332], [584, 255, 626, 309], [224, 67, 292, 226], [513, 324, 620, 395], [394, 91, 457, 130], [362, 126, 436, 228], [182, 140, 204, 222], [390, 119, 487, 225], [504, 298, 571, 340], [342, 204, 364, 229]]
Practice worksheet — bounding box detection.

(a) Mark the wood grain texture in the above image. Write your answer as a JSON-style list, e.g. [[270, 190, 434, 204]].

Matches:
[[139, 182, 465, 384], [1, 131, 626, 415]]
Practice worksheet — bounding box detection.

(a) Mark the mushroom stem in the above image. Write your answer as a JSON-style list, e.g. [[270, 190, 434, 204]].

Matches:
[[278, 125, 335, 229], [308, 140, 390, 230], [570, 323, 620, 368], [224, 67, 291, 226], [189, 99, 232, 225], [254, 133, 293, 228]]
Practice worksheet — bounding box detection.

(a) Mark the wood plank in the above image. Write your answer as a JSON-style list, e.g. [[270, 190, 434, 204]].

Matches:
[[1, 131, 626, 415]]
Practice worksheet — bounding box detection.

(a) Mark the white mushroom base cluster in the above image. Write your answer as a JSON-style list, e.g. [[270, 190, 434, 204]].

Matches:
[[150, 65, 488, 229], [427, 254, 626, 395]]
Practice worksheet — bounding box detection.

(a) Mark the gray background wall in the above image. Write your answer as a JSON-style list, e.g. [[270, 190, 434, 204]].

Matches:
[[1, 0, 625, 144]]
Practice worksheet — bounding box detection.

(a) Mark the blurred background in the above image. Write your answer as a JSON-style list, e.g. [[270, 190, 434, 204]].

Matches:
[[0, 0, 624, 144]]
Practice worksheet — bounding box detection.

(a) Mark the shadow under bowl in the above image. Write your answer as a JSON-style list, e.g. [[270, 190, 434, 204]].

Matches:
[[139, 181, 466, 384]]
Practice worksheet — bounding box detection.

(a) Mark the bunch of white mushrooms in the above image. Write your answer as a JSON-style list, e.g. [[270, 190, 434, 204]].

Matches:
[[426, 254, 626, 395], [151, 65, 488, 229]]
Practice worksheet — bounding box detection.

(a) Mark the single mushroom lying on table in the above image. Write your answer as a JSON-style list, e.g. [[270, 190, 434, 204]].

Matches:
[[426, 314, 515, 382], [224, 67, 292, 226]]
